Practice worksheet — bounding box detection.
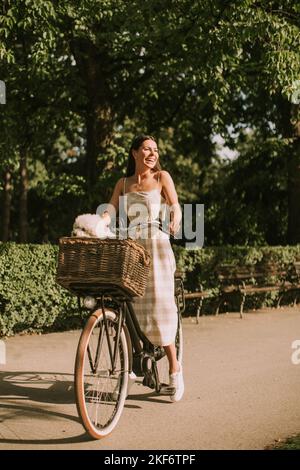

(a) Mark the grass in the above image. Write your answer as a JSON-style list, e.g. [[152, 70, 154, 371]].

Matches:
[[268, 434, 300, 450]]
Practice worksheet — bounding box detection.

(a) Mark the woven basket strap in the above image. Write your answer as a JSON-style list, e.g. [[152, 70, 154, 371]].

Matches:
[[139, 248, 151, 266], [127, 239, 151, 266]]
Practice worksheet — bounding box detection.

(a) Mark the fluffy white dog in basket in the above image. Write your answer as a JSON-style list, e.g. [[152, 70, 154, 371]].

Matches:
[[72, 213, 116, 239]]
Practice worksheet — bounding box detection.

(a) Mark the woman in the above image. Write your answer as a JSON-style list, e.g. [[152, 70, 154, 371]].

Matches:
[[100, 134, 184, 402]]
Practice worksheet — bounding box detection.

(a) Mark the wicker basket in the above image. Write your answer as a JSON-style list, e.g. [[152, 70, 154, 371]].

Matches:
[[56, 237, 151, 297]]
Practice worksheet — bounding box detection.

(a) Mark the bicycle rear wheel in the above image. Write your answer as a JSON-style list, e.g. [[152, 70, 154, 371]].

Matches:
[[75, 308, 129, 439], [156, 315, 183, 388]]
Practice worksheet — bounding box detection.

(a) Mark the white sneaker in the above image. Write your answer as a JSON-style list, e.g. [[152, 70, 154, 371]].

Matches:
[[169, 362, 184, 402], [127, 371, 137, 396], [112, 371, 136, 400]]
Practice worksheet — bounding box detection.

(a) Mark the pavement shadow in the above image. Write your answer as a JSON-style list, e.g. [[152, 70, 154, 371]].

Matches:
[[0, 370, 90, 445], [127, 391, 173, 404], [0, 370, 140, 408], [0, 370, 75, 404], [0, 403, 91, 445], [0, 370, 140, 446]]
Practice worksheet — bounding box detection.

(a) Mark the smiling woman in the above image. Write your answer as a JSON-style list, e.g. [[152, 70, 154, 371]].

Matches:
[[99, 133, 184, 402], [126, 134, 161, 190]]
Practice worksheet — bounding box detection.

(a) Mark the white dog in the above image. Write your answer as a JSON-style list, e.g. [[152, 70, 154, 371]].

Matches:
[[72, 213, 116, 239]]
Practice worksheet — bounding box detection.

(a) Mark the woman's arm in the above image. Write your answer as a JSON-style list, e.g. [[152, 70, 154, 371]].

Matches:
[[160, 170, 182, 235], [100, 177, 124, 225]]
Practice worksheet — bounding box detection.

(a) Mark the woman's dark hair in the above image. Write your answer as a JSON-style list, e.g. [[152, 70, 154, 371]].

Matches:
[[126, 134, 162, 177]]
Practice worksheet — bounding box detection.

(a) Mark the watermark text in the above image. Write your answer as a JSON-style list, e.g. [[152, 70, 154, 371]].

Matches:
[[291, 339, 300, 365], [0, 340, 6, 364], [96, 198, 204, 248], [0, 80, 6, 104]]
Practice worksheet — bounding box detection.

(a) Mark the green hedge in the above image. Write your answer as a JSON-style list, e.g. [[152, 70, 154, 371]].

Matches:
[[173, 244, 300, 314], [1, 242, 300, 336], [0, 243, 79, 337]]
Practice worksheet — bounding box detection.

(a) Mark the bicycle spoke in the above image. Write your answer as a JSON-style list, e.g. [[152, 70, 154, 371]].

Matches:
[[75, 309, 129, 438], [93, 320, 105, 373]]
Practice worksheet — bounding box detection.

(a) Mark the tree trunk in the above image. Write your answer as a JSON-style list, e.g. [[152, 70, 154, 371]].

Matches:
[[287, 105, 300, 244], [86, 102, 113, 193], [277, 97, 300, 244], [72, 39, 114, 201], [41, 208, 49, 243], [19, 146, 28, 243], [1, 169, 12, 241]]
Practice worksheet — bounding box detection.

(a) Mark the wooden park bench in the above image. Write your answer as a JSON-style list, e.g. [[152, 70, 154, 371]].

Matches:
[[175, 269, 209, 323], [174, 270, 185, 314], [177, 261, 300, 323], [282, 261, 300, 306], [215, 262, 292, 319], [184, 288, 212, 324]]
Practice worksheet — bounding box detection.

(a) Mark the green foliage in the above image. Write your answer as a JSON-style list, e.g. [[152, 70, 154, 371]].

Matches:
[[0, 242, 79, 336], [202, 129, 290, 245], [173, 243, 300, 314], [1, 1, 300, 244], [1, 242, 300, 337], [271, 433, 300, 450], [175, 244, 298, 290]]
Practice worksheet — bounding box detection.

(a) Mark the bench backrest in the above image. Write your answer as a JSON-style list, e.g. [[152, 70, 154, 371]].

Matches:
[[217, 263, 286, 283]]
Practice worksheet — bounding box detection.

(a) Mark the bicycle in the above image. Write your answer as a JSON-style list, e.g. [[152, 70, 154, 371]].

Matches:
[[73, 270, 185, 440]]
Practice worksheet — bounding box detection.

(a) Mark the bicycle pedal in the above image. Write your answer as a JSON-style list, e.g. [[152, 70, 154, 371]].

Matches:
[[142, 373, 155, 389], [158, 384, 176, 396]]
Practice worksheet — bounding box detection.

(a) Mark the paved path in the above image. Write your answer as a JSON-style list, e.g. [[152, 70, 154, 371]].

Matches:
[[0, 307, 300, 450]]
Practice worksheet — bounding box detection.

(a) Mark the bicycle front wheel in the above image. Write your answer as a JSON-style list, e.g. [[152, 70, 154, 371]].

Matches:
[[75, 308, 129, 439]]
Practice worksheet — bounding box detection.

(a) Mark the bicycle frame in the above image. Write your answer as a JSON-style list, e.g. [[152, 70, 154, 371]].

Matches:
[[72, 272, 185, 440], [78, 273, 185, 393], [97, 291, 162, 381]]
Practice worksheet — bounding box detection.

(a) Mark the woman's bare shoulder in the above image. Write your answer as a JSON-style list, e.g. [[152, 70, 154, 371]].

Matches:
[[117, 176, 126, 185], [111, 177, 125, 195], [160, 170, 173, 182]]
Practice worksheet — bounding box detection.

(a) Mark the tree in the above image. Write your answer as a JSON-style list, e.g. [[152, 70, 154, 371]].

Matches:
[[1, 0, 299, 244], [0, 0, 84, 241]]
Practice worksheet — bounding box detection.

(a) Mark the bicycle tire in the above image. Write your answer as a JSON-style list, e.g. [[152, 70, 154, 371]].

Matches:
[[75, 308, 129, 439]]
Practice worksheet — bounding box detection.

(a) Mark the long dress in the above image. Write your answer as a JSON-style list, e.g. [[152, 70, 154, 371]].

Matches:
[[121, 179, 178, 347]]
